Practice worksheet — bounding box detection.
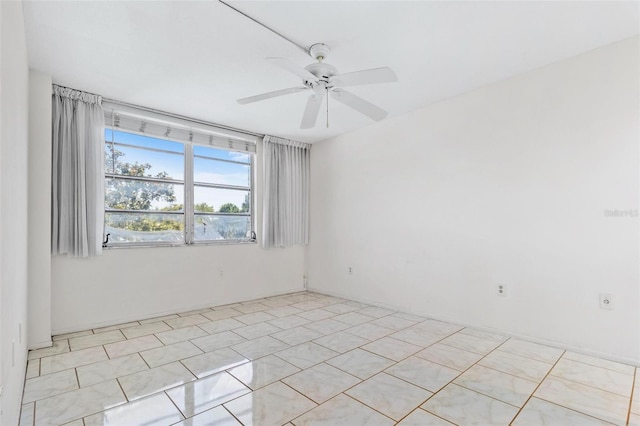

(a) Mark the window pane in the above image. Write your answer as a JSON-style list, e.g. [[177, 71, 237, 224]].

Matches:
[[194, 187, 249, 213], [106, 129, 184, 153], [105, 212, 184, 243], [193, 157, 249, 187], [194, 145, 250, 163], [105, 144, 184, 181], [106, 178, 184, 212], [194, 214, 250, 241]]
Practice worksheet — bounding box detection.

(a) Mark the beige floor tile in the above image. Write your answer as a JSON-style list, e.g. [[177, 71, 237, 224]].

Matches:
[[120, 321, 172, 339], [234, 322, 282, 340], [19, 403, 34, 426], [23, 369, 78, 403], [534, 375, 629, 424], [39, 346, 108, 376], [198, 318, 245, 334], [438, 332, 503, 355], [156, 325, 208, 345], [69, 330, 125, 351], [386, 356, 460, 392], [396, 408, 454, 425], [104, 334, 163, 358], [28, 339, 70, 360], [283, 362, 361, 403], [93, 321, 139, 334], [498, 339, 564, 364], [327, 348, 395, 380], [275, 342, 339, 369], [562, 351, 635, 375], [77, 353, 149, 387], [313, 331, 369, 353], [292, 393, 394, 426], [181, 347, 249, 378], [166, 371, 250, 417], [344, 323, 394, 341], [140, 340, 203, 368], [227, 354, 299, 389], [34, 380, 126, 426], [346, 372, 432, 421], [550, 358, 634, 396], [172, 405, 241, 426], [224, 381, 316, 426], [84, 392, 183, 425], [415, 343, 483, 371], [512, 397, 613, 425], [118, 361, 196, 401], [479, 350, 552, 382], [25, 358, 39, 379], [165, 314, 210, 329], [192, 331, 247, 352], [272, 326, 323, 346], [422, 384, 519, 425], [454, 364, 538, 407], [230, 335, 290, 359], [361, 337, 422, 361]]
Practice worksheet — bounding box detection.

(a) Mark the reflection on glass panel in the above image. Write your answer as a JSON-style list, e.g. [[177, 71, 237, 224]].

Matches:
[[105, 212, 184, 243], [106, 179, 184, 211], [194, 187, 249, 213], [194, 214, 250, 241], [193, 157, 250, 187], [194, 145, 250, 163]]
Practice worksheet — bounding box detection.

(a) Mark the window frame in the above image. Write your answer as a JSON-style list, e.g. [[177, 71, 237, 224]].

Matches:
[[103, 128, 255, 248]]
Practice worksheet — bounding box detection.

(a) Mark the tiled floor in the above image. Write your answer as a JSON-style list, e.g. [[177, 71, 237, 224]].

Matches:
[[21, 291, 639, 426]]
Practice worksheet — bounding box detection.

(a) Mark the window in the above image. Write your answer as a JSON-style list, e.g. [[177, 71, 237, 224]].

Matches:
[[103, 104, 256, 246]]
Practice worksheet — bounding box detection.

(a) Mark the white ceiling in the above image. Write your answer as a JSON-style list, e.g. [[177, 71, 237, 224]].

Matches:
[[23, 1, 639, 144]]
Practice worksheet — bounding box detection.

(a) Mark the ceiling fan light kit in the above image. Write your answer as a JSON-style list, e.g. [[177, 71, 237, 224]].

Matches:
[[238, 42, 398, 129]]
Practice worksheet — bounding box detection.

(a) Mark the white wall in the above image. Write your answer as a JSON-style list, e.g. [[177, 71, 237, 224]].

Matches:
[[28, 70, 52, 349], [0, 1, 30, 424], [51, 139, 305, 333], [308, 37, 640, 363]]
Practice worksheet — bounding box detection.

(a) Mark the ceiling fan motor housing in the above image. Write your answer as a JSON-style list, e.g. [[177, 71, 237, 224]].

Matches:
[[304, 62, 338, 83]]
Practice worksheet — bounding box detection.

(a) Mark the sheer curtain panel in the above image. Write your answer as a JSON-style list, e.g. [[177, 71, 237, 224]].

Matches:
[[262, 135, 311, 248], [51, 85, 105, 257]]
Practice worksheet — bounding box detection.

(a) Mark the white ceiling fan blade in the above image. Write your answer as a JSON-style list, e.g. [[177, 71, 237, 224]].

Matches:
[[300, 92, 325, 129], [266, 57, 319, 83], [237, 86, 309, 105], [330, 89, 388, 121], [331, 67, 397, 87]]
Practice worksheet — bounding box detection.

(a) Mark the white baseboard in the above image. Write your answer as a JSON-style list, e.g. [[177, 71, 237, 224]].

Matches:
[[308, 286, 640, 367], [28, 340, 53, 350]]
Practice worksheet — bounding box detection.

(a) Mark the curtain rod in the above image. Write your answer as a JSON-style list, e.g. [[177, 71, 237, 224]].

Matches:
[[103, 97, 265, 140]]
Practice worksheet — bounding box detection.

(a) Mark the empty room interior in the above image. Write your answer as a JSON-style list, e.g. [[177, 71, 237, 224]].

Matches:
[[1, 1, 639, 425]]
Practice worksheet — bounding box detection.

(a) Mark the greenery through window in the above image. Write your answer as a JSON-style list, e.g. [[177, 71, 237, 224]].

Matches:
[[104, 129, 253, 245]]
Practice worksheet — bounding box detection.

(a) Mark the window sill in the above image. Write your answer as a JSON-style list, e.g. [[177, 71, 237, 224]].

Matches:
[[103, 239, 257, 250]]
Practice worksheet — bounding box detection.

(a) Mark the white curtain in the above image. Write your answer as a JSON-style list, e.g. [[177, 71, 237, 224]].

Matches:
[[262, 135, 311, 248], [51, 85, 105, 257]]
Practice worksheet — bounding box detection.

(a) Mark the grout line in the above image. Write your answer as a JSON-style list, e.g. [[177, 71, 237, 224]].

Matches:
[[508, 349, 565, 424], [164, 389, 187, 420], [626, 367, 636, 425]]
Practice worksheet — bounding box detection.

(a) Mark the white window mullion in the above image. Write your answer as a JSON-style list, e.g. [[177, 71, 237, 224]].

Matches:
[[184, 144, 194, 244]]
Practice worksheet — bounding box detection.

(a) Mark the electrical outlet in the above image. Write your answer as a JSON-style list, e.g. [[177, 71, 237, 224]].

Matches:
[[496, 284, 507, 296], [348, 266, 353, 275], [600, 293, 614, 310], [219, 269, 224, 277]]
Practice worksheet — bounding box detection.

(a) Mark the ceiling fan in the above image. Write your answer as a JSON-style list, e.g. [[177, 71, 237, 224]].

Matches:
[[238, 43, 397, 129]]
